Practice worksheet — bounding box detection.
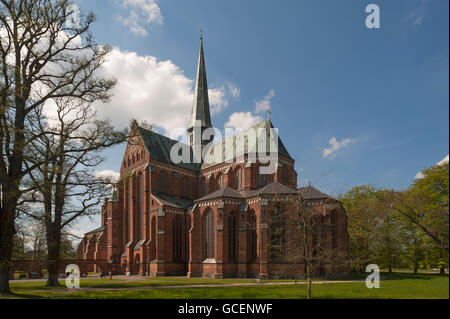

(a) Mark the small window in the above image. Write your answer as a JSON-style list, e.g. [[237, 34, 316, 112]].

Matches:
[[217, 173, 224, 190], [235, 167, 243, 189]]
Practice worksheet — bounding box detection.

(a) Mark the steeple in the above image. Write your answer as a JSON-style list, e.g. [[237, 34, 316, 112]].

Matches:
[[187, 36, 213, 148]]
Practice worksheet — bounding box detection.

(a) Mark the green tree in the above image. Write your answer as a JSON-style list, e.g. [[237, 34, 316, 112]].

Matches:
[[0, 0, 115, 292], [387, 162, 449, 273], [340, 185, 380, 272]]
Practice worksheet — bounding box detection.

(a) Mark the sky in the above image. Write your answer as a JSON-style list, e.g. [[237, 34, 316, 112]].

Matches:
[[69, 0, 449, 236]]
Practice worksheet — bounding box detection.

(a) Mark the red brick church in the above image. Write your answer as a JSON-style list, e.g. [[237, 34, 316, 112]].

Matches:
[[77, 38, 349, 279]]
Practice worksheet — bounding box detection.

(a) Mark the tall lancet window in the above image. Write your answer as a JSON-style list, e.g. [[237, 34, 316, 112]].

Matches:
[[217, 173, 223, 190], [282, 166, 287, 185], [173, 215, 182, 262], [235, 166, 243, 189], [228, 213, 238, 262], [204, 209, 215, 259], [139, 173, 145, 240]]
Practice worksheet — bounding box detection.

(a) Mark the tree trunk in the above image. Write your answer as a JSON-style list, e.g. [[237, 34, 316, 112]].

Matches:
[[413, 259, 418, 274], [0, 202, 17, 293], [307, 276, 312, 300], [46, 240, 61, 287], [0, 271, 10, 293], [388, 265, 392, 273]]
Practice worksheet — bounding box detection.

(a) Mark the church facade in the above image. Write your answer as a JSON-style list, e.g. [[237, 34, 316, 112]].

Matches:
[[77, 38, 349, 279]]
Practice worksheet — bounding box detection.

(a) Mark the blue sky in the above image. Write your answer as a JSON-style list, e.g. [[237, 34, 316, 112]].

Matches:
[[70, 0, 448, 234]]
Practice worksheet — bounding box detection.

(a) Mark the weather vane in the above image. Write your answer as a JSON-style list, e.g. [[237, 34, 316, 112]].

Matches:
[[199, 26, 204, 40]]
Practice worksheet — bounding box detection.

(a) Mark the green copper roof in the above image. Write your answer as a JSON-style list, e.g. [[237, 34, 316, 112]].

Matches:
[[201, 120, 293, 169]]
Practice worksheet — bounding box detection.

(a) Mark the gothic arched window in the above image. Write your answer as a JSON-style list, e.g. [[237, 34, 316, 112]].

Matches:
[[204, 209, 215, 259], [257, 167, 269, 188], [250, 212, 257, 261], [158, 171, 168, 194], [173, 215, 182, 262], [139, 174, 144, 240], [217, 173, 224, 190], [228, 213, 238, 262], [235, 166, 243, 190], [282, 166, 288, 185], [151, 216, 156, 260], [331, 210, 337, 250]]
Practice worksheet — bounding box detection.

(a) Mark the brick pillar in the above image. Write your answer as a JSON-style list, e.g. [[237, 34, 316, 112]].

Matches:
[[215, 204, 224, 279], [258, 208, 269, 280], [238, 212, 248, 278], [154, 209, 165, 276], [125, 246, 133, 275], [187, 210, 200, 277], [107, 200, 120, 267], [139, 246, 146, 276]]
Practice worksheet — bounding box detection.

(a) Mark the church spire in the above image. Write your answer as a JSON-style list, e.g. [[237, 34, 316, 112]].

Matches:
[[188, 35, 212, 132], [187, 35, 213, 149]]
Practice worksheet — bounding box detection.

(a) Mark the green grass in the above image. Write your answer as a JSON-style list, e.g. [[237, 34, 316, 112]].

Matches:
[[1, 272, 448, 299], [7, 276, 300, 291]]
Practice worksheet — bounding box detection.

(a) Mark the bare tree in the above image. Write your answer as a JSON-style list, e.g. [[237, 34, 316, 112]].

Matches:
[[266, 194, 347, 299], [19, 97, 126, 286], [28, 219, 46, 261], [0, 0, 116, 292]]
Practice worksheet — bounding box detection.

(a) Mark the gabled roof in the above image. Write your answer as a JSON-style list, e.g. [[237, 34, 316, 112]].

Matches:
[[298, 186, 332, 200], [137, 126, 200, 171], [195, 182, 298, 202], [258, 181, 298, 195], [195, 186, 244, 201], [152, 193, 194, 209], [201, 120, 293, 169], [85, 226, 105, 236]]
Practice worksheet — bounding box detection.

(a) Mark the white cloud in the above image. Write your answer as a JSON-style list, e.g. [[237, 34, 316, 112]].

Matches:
[[209, 86, 228, 115], [209, 82, 240, 115], [117, 0, 163, 37], [94, 170, 120, 183], [94, 48, 192, 134], [322, 137, 357, 160], [94, 48, 237, 136], [415, 154, 449, 179], [254, 89, 275, 114], [224, 112, 263, 130]]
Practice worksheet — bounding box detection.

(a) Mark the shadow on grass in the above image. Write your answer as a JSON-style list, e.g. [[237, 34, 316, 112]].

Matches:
[[0, 291, 46, 299]]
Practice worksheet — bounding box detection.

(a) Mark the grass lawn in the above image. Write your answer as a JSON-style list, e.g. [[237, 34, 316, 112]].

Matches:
[[1, 272, 448, 299]]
